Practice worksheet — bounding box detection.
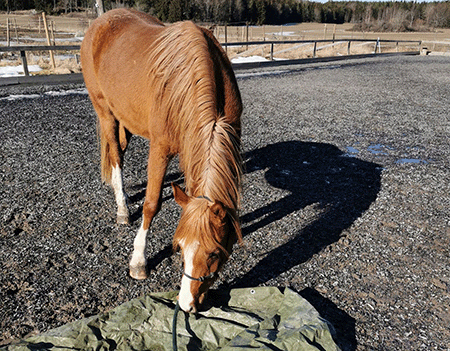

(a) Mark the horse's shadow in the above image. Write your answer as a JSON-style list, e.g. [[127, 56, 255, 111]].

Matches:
[[132, 140, 375, 350], [222, 140, 380, 350], [229, 140, 381, 288]]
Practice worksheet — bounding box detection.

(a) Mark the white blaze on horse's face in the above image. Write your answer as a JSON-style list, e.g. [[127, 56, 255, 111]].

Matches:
[[178, 239, 200, 313]]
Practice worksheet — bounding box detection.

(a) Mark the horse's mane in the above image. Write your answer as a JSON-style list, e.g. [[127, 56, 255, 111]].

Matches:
[[146, 21, 242, 209], [146, 22, 243, 250]]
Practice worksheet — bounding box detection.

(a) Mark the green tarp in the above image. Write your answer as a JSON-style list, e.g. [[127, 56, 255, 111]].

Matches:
[[3, 287, 340, 351]]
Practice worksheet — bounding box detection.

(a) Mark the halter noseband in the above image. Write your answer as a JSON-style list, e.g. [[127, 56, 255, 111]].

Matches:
[[183, 271, 216, 282], [196, 195, 212, 202]]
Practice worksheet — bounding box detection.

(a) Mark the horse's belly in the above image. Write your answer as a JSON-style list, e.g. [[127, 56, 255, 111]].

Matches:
[[107, 99, 151, 139]]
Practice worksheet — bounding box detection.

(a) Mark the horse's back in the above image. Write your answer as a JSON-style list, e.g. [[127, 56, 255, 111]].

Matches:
[[82, 8, 163, 45], [81, 9, 163, 78], [81, 9, 165, 136], [81, 9, 241, 141]]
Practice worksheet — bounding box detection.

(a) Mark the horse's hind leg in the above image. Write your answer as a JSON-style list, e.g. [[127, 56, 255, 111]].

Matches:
[[111, 123, 132, 224], [94, 100, 131, 224]]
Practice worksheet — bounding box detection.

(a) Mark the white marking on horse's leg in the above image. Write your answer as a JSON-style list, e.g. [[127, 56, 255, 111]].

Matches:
[[178, 240, 199, 313], [111, 165, 129, 224], [129, 222, 148, 280]]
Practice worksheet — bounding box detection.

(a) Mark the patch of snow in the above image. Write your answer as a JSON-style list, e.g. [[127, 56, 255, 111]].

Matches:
[[231, 55, 269, 64], [235, 70, 289, 79], [0, 41, 20, 46], [0, 88, 88, 101], [55, 54, 78, 60], [0, 94, 42, 100], [44, 88, 88, 97], [231, 55, 288, 64], [0, 64, 42, 77], [268, 31, 295, 36]]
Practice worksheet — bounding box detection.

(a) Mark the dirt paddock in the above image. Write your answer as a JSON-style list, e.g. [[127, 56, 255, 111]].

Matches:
[[1, 55, 450, 350]]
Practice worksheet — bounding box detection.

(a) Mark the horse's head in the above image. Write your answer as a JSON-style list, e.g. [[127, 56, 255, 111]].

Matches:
[[172, 183, 241, 313]]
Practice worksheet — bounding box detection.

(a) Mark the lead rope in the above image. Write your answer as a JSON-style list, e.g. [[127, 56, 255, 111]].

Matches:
[[172, 301, 180, 351]]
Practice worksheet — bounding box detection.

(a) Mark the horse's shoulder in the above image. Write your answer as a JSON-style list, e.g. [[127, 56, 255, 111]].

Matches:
[[92, 8, 164, 31], [125, 8, 165, 27], [168, 20, 202, 36]]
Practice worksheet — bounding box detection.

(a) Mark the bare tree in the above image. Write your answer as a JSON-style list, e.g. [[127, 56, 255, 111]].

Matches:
[[96, 0, 104, 16], [426, 3, 450, 28]]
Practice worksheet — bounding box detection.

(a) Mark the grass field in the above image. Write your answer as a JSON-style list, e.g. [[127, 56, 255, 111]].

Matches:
[[1, 11, 449, 74]]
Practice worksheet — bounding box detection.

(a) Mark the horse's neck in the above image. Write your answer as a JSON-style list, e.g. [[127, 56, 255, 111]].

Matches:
[[182, 127, 240, 211], [184, 149, 219, 200]]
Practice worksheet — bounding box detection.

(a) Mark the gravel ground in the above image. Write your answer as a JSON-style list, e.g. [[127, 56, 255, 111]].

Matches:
[[1, 55, 449, 350]]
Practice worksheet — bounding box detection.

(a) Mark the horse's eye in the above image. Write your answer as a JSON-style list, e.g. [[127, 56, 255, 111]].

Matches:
[[208, 252, 219, 260]]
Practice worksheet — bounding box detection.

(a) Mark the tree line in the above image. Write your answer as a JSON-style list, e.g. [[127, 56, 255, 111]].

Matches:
[[1, 0, 450, 29]]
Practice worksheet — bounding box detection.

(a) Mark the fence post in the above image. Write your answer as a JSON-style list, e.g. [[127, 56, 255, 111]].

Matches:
[[313, 41, 317, 58], [42, 12, 56, 69], [14, 19, 19, 44], [347, 40, 351, 55], [270, 42, 274, 61], [246, 22, 249, 50], [6, 18, 10, 46], [50, 20, 56, 45], [20, 50, 29, 76], [374, 38, 379, 54], [225, 23, 227, 54]]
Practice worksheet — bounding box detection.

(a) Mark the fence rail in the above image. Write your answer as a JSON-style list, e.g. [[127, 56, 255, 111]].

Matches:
[[0, 38, 421, 82], [0, 45, 81, 52], [223, 38, 422, 60], [0, 44, 80, 77]]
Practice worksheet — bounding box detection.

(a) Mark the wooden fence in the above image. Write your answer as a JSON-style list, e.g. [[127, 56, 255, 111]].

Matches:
[[0, 38, 421, 85], [0, 38, 421, 74], [222, 38, 422, 60], [0, 44, 80, 76]]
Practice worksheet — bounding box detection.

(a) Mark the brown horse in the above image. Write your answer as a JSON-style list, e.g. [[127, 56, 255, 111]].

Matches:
[[81, 9, 243, 313]]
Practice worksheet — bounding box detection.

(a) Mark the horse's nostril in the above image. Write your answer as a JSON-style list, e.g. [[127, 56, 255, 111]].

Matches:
[[187, 305, 197, 314]]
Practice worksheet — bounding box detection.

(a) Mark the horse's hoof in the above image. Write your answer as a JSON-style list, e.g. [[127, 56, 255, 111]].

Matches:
[[129, 265, 148, 280], [117, 213, 129, 225]]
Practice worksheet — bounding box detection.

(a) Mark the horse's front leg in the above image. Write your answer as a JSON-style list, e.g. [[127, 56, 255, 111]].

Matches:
[[129, 143, 170, 280]]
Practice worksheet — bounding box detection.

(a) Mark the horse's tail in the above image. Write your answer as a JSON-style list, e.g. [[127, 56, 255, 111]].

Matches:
[[98, 119, 113, 185], [98, 119, 129, 184]]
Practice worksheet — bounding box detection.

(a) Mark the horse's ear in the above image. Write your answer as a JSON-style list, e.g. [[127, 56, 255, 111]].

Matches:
[[173, 238, 181, 253], [209, 201, 226, 224], [172, 183, 190, 208]]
